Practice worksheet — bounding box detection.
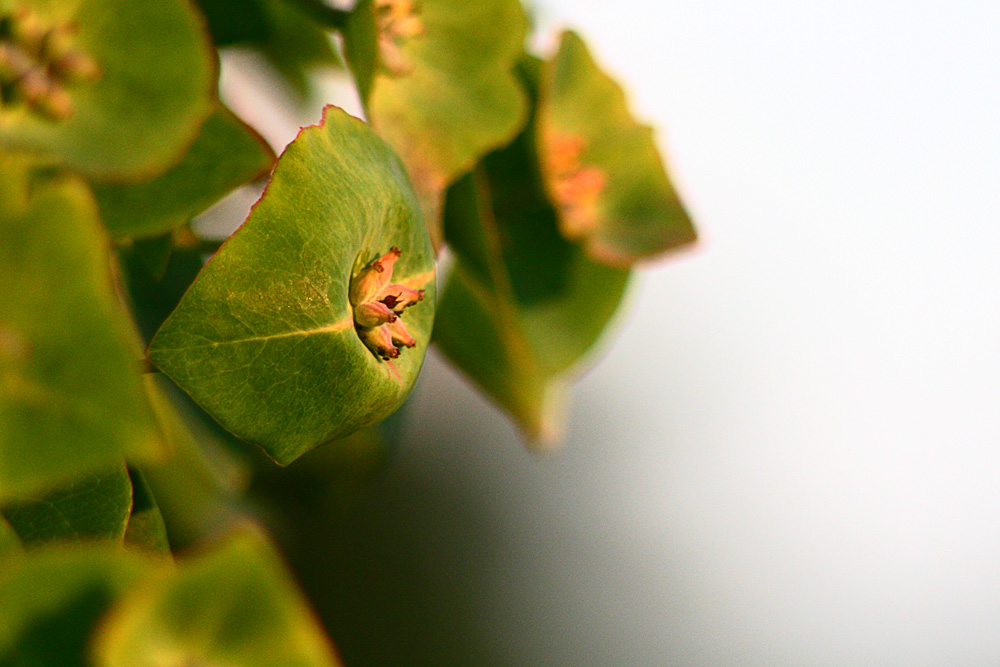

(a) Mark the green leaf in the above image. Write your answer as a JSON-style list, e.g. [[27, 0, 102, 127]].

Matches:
[[148, 105, 436, 466], [0, 544, 149, 667], [123, 466, 170, 557], [95, 527, 344, 667], [0, 165, 163, 500], [537, 31, 696, 266], [140, 374, 244, 550], [258, 0, 343, 97], [0, 0, 216, 181], [1, 466, 133, 545], [434, 63, 630, 443], [344, 0, 529, 248], [95, 106, 276, 241], [0, 514, 21, 557], [195, 0, 342, 97]]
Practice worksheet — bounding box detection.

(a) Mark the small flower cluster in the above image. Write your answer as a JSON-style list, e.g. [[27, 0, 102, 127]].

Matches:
[[543, 132, 607, 240], [375, 0, 424, 76], [350, 247, 424, 361], [0, 6, 100, 121]]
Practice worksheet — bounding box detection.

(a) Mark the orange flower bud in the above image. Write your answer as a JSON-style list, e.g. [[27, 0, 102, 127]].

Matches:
[[387, 318, 416, 348], [354, 301, 397, 328]]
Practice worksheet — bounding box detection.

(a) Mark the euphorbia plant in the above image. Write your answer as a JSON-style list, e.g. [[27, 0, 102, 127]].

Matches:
[[0, 0, 695, 664]]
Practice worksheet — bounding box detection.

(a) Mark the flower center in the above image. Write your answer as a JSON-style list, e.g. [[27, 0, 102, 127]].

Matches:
[[350, 247, 425, 361], [0, 6, 100, 121], [375, 0, 424, 76]]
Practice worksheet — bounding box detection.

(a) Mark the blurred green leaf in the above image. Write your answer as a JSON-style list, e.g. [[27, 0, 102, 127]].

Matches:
[[0, 514, 21, 557], [0, 165, 163, 500], [435, 62, 630, 442], [196, 0, 342, 97], [95, 106, 275, 241], [121, 232, 176, 282], [344, 0, 529, 248], [537, 31, 696, 265], [0, 544, 149, 667], [1, 466, 133, 545], [122, 466, 170, 557], [0, 0, 216, 181], [96, 527, 343, 667], [140, 374, 245, 550], [148, 106, 436, 466]]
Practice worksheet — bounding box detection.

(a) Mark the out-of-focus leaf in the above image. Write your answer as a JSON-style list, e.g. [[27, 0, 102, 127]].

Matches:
[[537, 31, 696, 266], [259, 0, 343, 97], [123, 466, 170, 557], [121, 232, 175, 282], [1, 466, 133, 545], [435, 61, 630, 443], [148, 105, 435, 466], [0, 165, 163, 500], [95, 106, 275, 240], [140, 374, 245, 550], [196, 0, 342, 97], [344, 0, 529, 249], [95, 527, 344, 667], [121, 242, 207, 344], [0, 544, 149, 667], [0, 0, 215, 181], [0, 514, 21, 557]]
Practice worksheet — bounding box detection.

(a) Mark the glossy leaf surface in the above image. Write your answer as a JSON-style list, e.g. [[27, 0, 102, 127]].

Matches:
[[0, 0, 215, 181], [149, 106, 435, 465], [0, 545, 148, 667], [344, 0, 529, 248], [1, 466, 133, 545], [435, 62, 630, 442], [96, 527, 344, 667], [537, 31, 696, 265], [0, 166, 162, 500], [96, 106, 275, 240]]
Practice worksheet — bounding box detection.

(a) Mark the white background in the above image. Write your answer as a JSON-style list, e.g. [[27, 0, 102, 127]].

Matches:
[[220, 1, 1000, 663]]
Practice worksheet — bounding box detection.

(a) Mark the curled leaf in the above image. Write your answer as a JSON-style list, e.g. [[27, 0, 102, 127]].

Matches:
[[537, 31, 696, 266], [148, 106, 435, 466]]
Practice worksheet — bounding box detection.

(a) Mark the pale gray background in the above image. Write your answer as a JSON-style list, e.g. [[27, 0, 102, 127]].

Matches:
[[216, 0, 1000, 663]]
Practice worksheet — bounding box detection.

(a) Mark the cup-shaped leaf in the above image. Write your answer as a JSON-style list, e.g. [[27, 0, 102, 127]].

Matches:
[[95, 105, 276, 241], [0, 0, 215, 181], [537, 31, 696, 266], [148, 106, 436, 466], [95, 527, 344, 667], [343, 0, 529, 249], [0, 162, 164, 500], [1, 466, 133, 545]]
